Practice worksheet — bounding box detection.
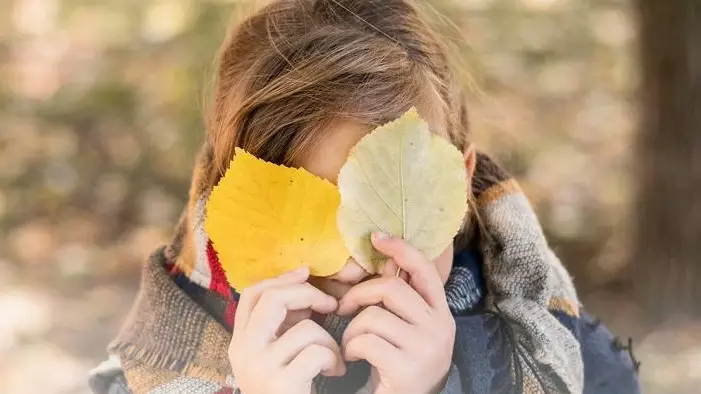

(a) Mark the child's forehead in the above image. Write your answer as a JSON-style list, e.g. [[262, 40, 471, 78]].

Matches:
[[295, 111, 450, 185], [296, 120, 370, 185]]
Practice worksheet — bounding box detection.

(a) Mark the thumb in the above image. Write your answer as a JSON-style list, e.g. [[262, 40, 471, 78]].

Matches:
[[370, 232, 428, 277], [371, 232, 444, 307]]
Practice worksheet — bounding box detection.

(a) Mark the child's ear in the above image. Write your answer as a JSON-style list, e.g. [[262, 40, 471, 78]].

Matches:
[[463, 143, 477, 181]]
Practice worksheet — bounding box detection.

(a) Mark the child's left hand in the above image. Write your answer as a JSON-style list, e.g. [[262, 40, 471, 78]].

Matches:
[[337, 232, 456, 394]]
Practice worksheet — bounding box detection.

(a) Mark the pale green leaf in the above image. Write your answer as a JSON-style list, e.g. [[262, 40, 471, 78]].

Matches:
[[336, 109, 468, 274]]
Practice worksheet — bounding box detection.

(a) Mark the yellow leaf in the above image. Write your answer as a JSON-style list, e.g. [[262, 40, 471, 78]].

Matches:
[[205, 148, 350, 290], [337, 109, 468, 274]]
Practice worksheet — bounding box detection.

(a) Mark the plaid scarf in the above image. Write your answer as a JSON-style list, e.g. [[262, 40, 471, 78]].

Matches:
[[101, 148, 584, 393]]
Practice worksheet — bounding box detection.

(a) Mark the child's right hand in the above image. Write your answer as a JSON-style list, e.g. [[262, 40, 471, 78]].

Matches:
[[228, 266, 346, 394]]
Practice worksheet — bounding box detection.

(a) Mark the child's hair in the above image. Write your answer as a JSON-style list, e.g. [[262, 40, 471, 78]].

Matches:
[[203, 0, 482, 244], [206, 0, 470, 185]]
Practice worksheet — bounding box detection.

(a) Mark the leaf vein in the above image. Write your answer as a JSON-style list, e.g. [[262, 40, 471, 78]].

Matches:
[[354, 155, 402, 220]]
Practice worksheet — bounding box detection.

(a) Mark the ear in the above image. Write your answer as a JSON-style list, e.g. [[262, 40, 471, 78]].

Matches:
[[463, 142, 477, 181]]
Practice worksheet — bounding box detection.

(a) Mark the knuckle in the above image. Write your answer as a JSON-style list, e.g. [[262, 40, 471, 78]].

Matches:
[[308, 344, 325, 356], [343, 334, 359, 351], [297, 281, 312, 293], [237, 287, 256, 304], [296, 318, 315, 329], [364, 305, 384, 319], [239, 283, 271, 306], [358, 332, 374, 346], [305, 344, 332, 363], [258, 288, 282, 309], [296, 318, 320, 334], [302, 281, 319, 293], [304, 283, 329, 302]]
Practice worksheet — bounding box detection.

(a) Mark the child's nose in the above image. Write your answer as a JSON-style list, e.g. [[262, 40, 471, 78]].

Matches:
[[328, 258, 369, 285]]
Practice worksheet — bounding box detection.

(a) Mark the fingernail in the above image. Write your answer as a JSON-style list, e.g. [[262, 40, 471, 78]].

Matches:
[[372, 231, 391, 241]]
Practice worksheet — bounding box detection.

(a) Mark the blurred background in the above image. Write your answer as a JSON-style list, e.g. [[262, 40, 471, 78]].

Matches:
[[1, 0, 699, 392]]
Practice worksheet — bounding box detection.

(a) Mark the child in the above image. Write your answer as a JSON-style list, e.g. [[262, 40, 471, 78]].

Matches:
[[89, 0, 640, 393]]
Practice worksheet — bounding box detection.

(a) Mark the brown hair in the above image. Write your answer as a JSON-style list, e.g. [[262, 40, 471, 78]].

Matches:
[[205, 0, 470, 188]]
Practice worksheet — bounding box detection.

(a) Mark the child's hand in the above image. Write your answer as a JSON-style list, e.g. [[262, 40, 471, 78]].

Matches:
[[337, 233, 456, 394], [229, 267, 346, 394]]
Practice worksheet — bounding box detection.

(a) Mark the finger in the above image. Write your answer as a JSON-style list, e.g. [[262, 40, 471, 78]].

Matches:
[[382, 258, 409, 282], [271, 319, 341, 366], [371, 232, 445, 308], [277, 309, 313, 337], [285, 344, 346, 380], [328, 258, 369, 284], [308, 277, 350, 300], [342, 305, 414, 349], [310, 258, 370, 300], [235, 266, 310, 330], [247, 283, 338, 348], [337, 277, 429, 323], [343, 333, 401, 367]]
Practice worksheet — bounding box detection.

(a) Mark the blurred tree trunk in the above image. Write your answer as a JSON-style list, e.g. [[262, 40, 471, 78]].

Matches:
[[632, 0, 701, 322]]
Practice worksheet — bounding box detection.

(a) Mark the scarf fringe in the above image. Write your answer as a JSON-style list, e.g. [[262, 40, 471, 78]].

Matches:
[[109, 342, 228, 385]]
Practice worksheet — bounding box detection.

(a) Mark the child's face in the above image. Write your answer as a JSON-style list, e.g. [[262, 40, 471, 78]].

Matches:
[[298, 120, 474, 299]]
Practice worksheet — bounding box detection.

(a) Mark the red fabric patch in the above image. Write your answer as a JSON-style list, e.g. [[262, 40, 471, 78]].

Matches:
[[224, 299, 238, 330], [207, 240, 232, 297]]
